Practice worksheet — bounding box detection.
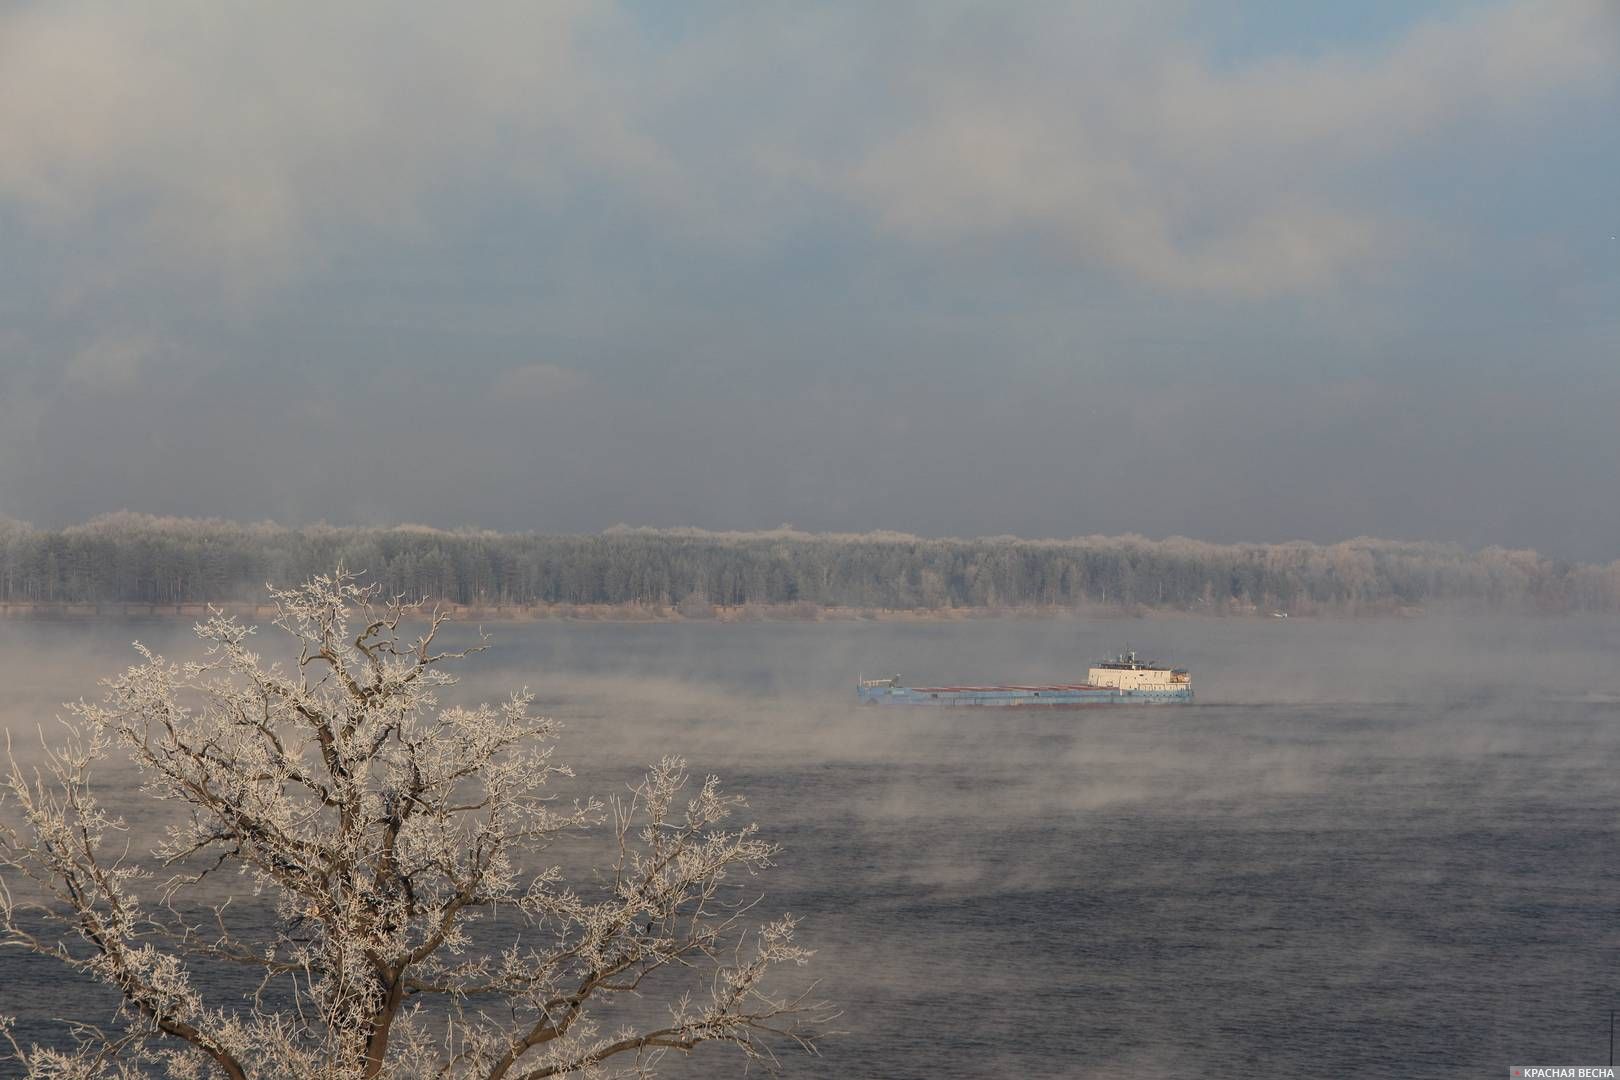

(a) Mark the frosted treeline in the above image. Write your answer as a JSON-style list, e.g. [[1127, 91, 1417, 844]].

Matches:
[[0, 513, 1615, 613]]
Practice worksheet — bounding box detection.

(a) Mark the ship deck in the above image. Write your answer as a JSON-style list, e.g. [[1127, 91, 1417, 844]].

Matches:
[[905, 683, 1107, 693]]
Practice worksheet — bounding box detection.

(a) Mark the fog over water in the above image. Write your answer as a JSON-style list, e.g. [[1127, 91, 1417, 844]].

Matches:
[[4, 614, 1620, 1077]]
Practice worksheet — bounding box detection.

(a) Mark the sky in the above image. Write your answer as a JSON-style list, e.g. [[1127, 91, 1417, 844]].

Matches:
[[0, 1, 1616, 559]]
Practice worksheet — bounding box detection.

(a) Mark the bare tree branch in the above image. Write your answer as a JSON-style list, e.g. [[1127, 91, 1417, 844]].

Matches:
[[0, 570, 830, 1079]]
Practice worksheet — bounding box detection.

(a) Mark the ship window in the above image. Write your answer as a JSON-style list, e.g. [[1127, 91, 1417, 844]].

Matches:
[[931, 693, 938, 698]]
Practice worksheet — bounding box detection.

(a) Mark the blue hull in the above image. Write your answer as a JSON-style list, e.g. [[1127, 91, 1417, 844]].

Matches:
[[858, 685, 1193, 707]]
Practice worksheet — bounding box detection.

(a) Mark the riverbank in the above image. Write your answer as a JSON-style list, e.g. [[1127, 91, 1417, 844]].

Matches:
[[0, 600, 1428, 622]]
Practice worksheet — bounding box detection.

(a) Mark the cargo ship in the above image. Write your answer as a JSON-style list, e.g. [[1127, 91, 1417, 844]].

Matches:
[[857, 650, 1193, 707]]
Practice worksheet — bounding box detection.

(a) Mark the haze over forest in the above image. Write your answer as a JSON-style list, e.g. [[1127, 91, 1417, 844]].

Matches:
[[1, 2, 1616, 561], [3, 514, 1616, 615]]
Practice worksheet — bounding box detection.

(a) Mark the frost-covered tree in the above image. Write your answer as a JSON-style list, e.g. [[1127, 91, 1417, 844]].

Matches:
[[0, 571, 829, 1079]]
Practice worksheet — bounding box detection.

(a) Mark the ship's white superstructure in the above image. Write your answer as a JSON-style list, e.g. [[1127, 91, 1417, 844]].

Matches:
[[1085, 651, 1192, 692]]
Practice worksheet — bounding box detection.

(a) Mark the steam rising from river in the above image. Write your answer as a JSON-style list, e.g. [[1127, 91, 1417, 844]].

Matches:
[[4, 614, 1620, 1076]]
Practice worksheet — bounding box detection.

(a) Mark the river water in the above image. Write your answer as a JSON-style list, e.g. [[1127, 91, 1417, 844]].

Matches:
[[3, 614, 1619, 1078]]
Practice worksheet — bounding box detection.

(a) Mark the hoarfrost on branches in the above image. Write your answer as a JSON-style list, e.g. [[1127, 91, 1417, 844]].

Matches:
[[0, 570, 831, 1079]]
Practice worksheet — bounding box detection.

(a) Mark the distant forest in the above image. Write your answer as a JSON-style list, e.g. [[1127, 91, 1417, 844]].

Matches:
[[1, 513, 1616, 615]]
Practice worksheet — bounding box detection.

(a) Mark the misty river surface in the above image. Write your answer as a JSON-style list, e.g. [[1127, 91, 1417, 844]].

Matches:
[[4, 614, 1620, 1078]]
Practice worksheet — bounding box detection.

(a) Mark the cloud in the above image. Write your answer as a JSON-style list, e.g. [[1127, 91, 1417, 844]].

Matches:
[[492, 362, 586, 402], [0, 2, 1615, 557], [0, 1, 1611, 306], [1154, 1, 1618, 155], [63, 334, 164, 391], [0, 1, 666, 296], [834, 0, 1619, 293]]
